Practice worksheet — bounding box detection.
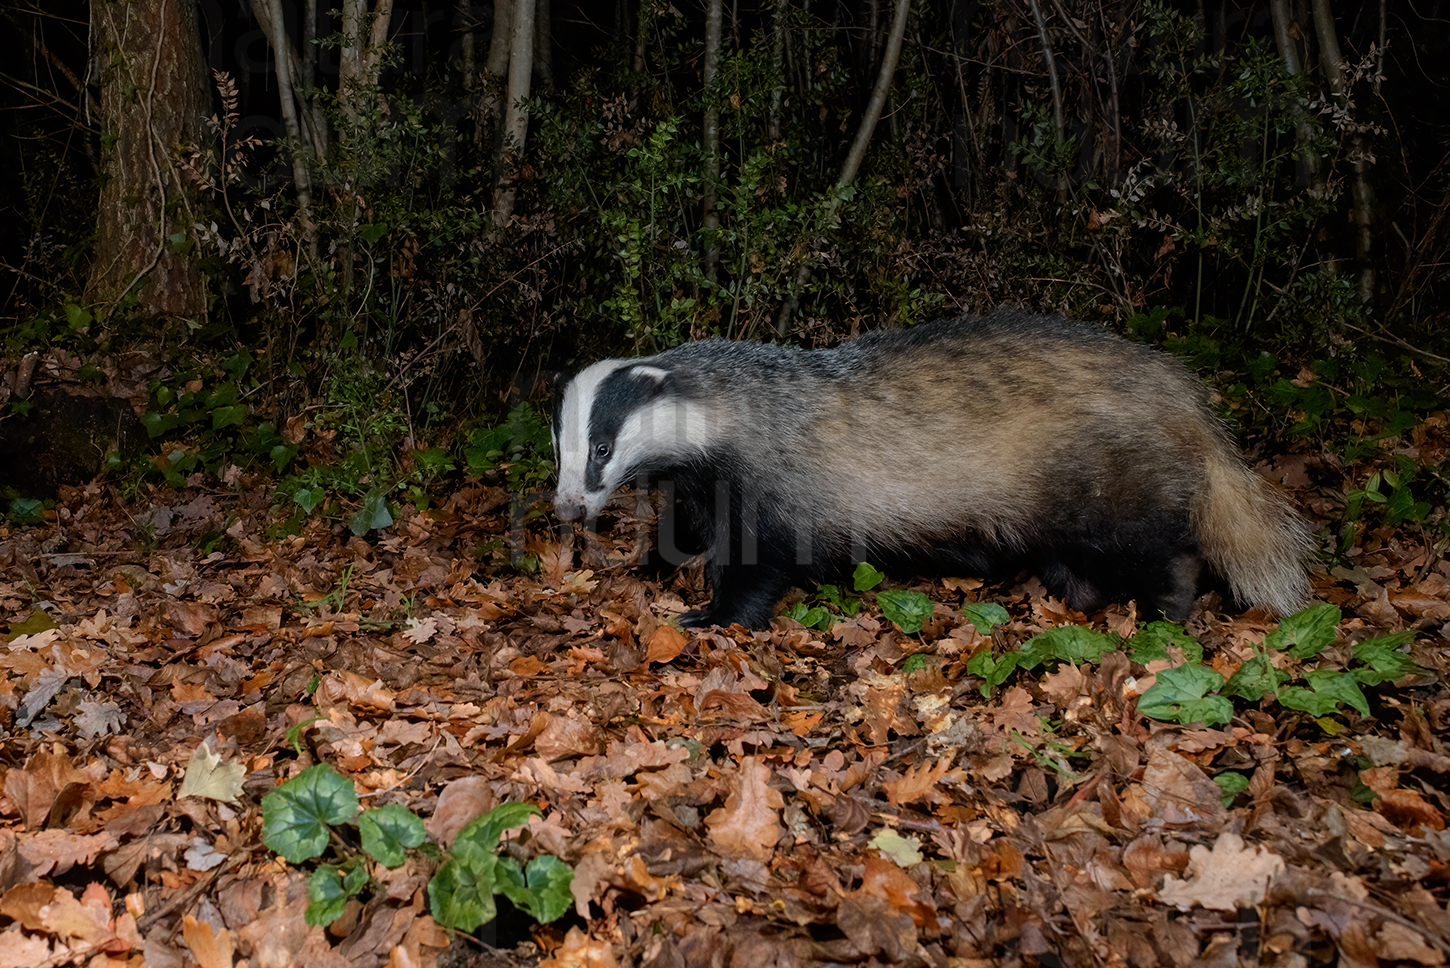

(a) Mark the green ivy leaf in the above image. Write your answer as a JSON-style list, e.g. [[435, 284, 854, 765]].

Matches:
[[305, 866, 350, 927], [428, 857, 498, 932], [786, 603, 831, 630], [877, 589, 933, 634], [962, 602, 1010, 634], [966, 649, 1021, 697], [498, 854, 575, 923], [453, 802, 541, 868], [1213, 771, 1250, 806], [7, 498, 45, 525], [1351, 631, 1421, 685], [305, 861, 368, 927], [64, 302, 92, 331], [1283, 668, 1370, 718], [1138, 663, 1232, 726], [1126, 621, 1204, 664], [853, 562, 886, 592], [142, 411, 178, 438], [349, 489, 393, 535], [359, 803, 427, 868], [359, 222, 389, 244], [270, 443, 298, 473], [1222, 654, 1288, 702], [294, 487, 323, 514], [1265, 603, 1341, 659], [902, 654, 932, 673], [1017, 626, 1118, 669], [260, 764, 359, 863], [212, 404, 248, 430]]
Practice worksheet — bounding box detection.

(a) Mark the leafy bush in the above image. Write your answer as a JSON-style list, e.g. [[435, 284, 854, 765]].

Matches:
[[967, 604, 1425, 728], [261, 763, 573, 932]]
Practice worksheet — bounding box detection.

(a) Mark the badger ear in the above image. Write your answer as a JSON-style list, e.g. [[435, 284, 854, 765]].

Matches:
[[629, 365, 673, 397]]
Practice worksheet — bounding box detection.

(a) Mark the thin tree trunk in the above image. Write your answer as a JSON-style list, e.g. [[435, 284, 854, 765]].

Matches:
[[480, 0, 511, 132], [492, 0, 535, 227], [1312, 0, 1374, 306], [1270, 0, 1320, 189], [701, 0, 723, 284], [336, 0, 396, 124], [534, 0, 553, 91], [458, 0, 476, 88], [776, 0, 911, 335], [303, 0, 318, 89], [1025, 0, 1065, 197], [86, 0, 208, 318], [767, 0, 785, 142], [262, 0, 315, 246], [251, 0, 328, 156]]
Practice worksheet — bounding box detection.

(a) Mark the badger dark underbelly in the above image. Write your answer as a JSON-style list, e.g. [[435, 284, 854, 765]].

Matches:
[[552, 309, 1312, 629]]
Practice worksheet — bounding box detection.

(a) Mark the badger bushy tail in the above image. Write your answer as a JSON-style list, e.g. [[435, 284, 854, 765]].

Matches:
[[1193, 447, 1313, 617]]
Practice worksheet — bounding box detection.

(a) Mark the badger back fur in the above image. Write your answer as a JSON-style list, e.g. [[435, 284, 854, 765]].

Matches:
[[553, 309, 1312, 629]]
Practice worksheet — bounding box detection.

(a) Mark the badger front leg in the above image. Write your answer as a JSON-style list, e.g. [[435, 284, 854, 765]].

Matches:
[[678, 491, 800, 628], [679, 558, 793, 628]]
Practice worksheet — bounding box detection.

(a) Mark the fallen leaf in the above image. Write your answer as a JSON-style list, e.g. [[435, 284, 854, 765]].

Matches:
[[705, 757, 783, 862], [177, 741, 246, 804], [1158, 832, 1285, 911]]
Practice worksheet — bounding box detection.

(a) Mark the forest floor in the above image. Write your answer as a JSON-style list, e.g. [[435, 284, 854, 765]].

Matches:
[[2, 459, 1449, 968]]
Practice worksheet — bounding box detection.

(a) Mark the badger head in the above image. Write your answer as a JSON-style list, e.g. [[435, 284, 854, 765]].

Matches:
[[553, 359, 709, 522]]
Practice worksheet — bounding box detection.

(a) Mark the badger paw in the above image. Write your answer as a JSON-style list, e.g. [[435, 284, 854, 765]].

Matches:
[[677, 608, 718, 628]]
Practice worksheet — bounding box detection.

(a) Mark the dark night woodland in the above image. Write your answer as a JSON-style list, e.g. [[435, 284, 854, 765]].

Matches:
[[4, 0, 1448, 393], [7, 4, 1450, 967]]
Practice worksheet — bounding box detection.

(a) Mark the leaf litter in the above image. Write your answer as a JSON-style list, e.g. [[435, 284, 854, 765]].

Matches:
[[0, 476, 1448, 967]]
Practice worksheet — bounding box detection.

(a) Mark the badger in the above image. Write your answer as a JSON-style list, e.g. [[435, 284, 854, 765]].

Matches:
[[552, 308, 1312, 629]]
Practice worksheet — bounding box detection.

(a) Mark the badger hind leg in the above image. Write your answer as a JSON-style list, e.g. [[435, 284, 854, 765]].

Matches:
[[1149, 552, 1203, 622], [1039, 531, 1203, 622], [1037, 557, 1107, 614]]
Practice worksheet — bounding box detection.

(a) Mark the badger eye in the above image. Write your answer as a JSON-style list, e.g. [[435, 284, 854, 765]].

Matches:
[[594, 442, 611, 459]]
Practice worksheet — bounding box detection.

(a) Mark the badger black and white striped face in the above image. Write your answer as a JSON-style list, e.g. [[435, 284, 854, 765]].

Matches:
[[553, 359, 711, 522]]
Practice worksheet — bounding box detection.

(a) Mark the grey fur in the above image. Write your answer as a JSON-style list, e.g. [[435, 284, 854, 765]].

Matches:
[[554, 308, 1313, 628]]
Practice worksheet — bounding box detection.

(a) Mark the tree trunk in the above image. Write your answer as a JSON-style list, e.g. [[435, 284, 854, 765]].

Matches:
[[701, 0, 723, 284], [260, 0, 316, 245], [1025, 0, 1065, 197], [86, 0, 208, 319], [534, 0, 553, 91], [1312, 0, 1374, 307], [776, 0, 912, 335], [491, 0, 535, 227]]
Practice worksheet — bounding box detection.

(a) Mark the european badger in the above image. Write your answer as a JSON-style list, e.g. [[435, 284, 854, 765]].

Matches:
[[553, 309, 1311, 629]]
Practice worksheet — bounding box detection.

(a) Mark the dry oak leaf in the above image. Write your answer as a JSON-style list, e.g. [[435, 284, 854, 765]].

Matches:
[[317, 670, 397, 712], [705, 756, 784, 862], [42, 883, 129, 949], [1373, 921, 1446, 965], [17, 830, 119, 878], [645, 624, 686, 664], [0, 881, 54, 931], [881, 756, 966, 807], [183, 913, 234, 968], [1157, 832, 1285, 912], [1139, 748, 1227, 828], [426, 775, 495, 847], [538, 925, 618, 968], [177, 741, 246, 804], [855, 855, 950, 933], [0, 926, 54, 968], [536, 711, 606, 762]]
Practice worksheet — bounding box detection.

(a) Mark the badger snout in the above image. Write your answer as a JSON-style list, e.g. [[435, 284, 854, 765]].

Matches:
[[554, 495, 588, 522]]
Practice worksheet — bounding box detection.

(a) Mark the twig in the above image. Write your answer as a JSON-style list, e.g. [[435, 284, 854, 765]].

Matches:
[[1305, 888, 1450, 955], [136, 849, 251, 932]]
